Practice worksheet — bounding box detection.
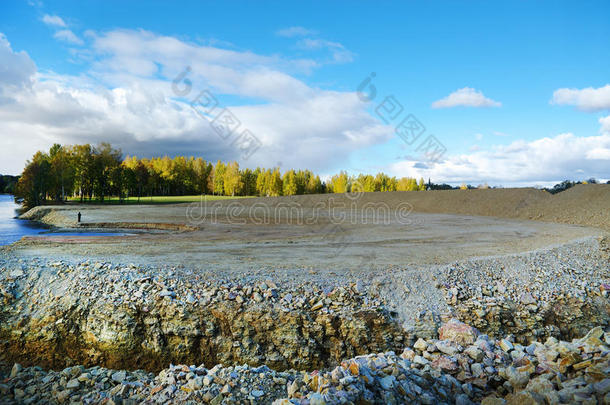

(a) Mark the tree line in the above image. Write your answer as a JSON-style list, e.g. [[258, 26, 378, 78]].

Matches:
[[0, 175, 19, 194], [14, 143, 429, 208]]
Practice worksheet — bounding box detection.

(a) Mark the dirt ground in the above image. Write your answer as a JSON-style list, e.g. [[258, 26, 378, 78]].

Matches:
[[10, 185, 608, 280]]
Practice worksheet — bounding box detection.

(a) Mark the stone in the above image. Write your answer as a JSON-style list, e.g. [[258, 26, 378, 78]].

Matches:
[[504, 366, 530, 388], [10, 363, 22, 378], [348, 361, 359, 376], [464, 346, 484, 362], [66, 378, 80, 390], [505, 390, 545, 405], [471, 363, 484, 377], [159, 290, 176, 298], [311, 301, 323, 311], [499, 339, 514, 352], [413, 355, 430, 365], [573, 359, 592, 370], [455, 394, 474, 405], [436, 340, 461, 356], [431, 356, 459, 373], [56, 390, 71, 402], [482, 396, 506, 405], [413, 338, 428, 351], [594, 379, 610, 395], [401, 348, 415, 360], [287, 380, 299, 397], [111, 370, 127, 383], [579, 326, 604, 346], [309, 393, 326, 405], [379, 375, 396, 390], [526, 376, 559, 404], [251, 389, 264, 398], [210, 394, 223, 405], [438, 319, 478, 346]]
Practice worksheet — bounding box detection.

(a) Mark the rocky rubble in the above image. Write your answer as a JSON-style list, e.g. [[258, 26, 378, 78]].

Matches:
[[376, 237, 610, 343], [401, 319, 610, 404], [1, 319, 608, 404], [0, 257, 404, 372], [0, 236, 609, 403], [437, 243, 610, 341]]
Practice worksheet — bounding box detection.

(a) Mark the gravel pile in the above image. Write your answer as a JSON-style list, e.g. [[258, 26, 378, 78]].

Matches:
[[1, 319, 608, 404], [0, 255, 406, 373], [377, 237, 610, 341], [0, 233, 608, 403]]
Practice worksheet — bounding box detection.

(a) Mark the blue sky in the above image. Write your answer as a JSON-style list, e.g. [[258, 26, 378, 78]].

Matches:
[[0, 0, 609, 185]]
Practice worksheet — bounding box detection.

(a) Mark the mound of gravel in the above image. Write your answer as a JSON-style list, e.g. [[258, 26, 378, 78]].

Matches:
[[1, 319, 608, 404]]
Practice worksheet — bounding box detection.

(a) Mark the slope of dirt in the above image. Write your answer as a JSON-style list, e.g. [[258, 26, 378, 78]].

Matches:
[[20, 184, 609, 230]]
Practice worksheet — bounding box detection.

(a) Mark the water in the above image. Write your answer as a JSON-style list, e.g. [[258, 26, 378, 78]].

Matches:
[[0, 194, 129, 245]]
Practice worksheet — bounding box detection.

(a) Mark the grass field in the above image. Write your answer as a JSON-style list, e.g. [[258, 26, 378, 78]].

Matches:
[[66, 195, 252, 205]]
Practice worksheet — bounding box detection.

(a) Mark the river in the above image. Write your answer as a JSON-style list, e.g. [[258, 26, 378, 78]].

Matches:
[[0, 194, 128, 245]]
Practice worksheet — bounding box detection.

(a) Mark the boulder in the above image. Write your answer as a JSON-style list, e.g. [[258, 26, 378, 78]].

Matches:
[[438, 319, 479, 346]]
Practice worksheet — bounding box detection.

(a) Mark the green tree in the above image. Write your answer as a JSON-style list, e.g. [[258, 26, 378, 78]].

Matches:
[[15, 151, 51, 208], [49, 144, 74, 202], [241, 168, 257, 196]]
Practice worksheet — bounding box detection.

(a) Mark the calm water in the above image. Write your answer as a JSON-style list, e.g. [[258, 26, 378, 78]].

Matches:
[[0, 194, 129, 245], [0, 194, 50, 245]]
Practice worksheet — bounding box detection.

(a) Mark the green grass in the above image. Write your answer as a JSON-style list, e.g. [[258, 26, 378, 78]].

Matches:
[[66, 195, 252, 205]]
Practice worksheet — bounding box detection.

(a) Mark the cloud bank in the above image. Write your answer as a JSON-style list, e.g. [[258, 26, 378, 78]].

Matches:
[[552, 84, 610, 111], [389, 132, 610, 186], [0, 30, 390, 174]]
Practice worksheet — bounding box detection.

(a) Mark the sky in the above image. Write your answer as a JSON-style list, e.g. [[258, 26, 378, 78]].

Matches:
[[0, 0, 609, 186]]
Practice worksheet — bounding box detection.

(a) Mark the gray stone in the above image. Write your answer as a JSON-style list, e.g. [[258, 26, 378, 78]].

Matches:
[[111, 370, 127, 383], [66, 378, 80, 389], [251, 389, 264, 397], [379, 375, 396, 390]]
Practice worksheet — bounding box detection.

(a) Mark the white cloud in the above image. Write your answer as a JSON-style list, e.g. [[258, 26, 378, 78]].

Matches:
[[296, 38, 354, 64], [276, 26, 317, 38], [389, 133, 610, 185], [432, 87, 501, 108], [551, 84, 610, 111], [53, 29, 84, 45], [0, 34, 36, 90], [42, 14, 66, 28], [0, 31, 390, 175]]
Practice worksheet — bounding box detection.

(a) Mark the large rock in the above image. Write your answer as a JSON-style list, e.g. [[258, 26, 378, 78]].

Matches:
[[438, 319, 479, 346]]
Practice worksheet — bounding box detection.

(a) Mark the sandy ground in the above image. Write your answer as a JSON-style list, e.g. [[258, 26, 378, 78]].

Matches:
[[10, 186, 608, 281]]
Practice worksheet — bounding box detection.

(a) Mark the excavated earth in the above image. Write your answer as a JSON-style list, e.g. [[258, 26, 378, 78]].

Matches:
[[1, 185, 609, 404]]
